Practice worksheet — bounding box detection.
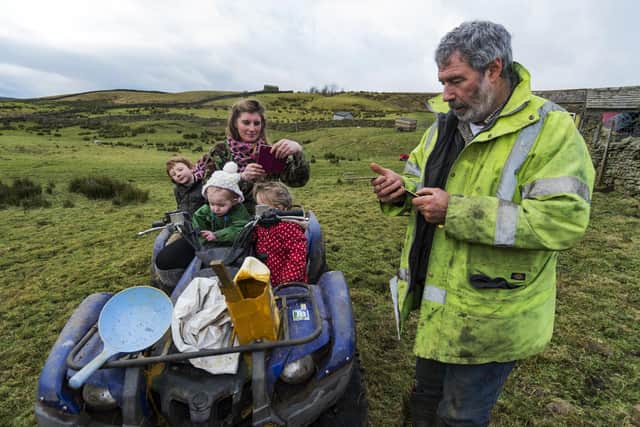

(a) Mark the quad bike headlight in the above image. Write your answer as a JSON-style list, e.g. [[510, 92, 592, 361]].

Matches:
[[82, 384, 118, 410], [280, 355, 315, 384]]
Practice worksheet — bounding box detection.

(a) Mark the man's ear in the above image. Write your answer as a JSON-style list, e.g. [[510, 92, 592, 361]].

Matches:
[[485, 58, 503, 82]]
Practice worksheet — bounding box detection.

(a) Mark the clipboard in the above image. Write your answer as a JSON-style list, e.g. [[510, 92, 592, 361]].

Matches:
[[257, 145, 286, 173]]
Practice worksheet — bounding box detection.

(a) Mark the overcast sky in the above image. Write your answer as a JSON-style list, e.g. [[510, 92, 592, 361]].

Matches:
[[1, 0, 638, 99]]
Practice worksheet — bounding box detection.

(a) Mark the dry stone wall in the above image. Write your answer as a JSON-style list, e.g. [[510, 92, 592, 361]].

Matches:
[[588, 135, 640, 196], [270, 119, 395, 132]]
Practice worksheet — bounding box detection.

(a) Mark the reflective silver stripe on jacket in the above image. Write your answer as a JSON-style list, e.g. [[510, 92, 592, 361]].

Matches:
[[495, 200, 519, 246], [496, 101, 564, 201], [521, 176, 591, 203], [423, 284, 446, 304], [424, 122, 437, 153], [404, 161, 421, 177], [494, 101, 564, 246], [398, 268, 409, 282], [404, 122, 438, 178]]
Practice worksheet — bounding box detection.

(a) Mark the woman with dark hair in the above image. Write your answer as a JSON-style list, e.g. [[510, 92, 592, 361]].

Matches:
[[194, 98, 309, 212]]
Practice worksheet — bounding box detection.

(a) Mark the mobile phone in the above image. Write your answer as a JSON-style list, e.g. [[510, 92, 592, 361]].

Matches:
[[257, 145, 286, 173], [405, 188, 419, 198]]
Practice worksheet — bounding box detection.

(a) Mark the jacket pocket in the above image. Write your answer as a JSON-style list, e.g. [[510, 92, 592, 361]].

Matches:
[[467, 245, 544, 292], [469, 274, 521, 289]]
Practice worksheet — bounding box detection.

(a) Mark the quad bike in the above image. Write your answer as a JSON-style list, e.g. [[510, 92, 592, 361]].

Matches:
[[35, 208, 368, 426]]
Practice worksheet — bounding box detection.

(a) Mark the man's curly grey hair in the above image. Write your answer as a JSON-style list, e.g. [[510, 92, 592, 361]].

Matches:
[[435, 21, 515, 82]]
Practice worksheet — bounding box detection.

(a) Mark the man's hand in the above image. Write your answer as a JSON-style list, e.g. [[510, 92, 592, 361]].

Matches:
[[411, 187, 449, 224], [370, 162, 406, 204]]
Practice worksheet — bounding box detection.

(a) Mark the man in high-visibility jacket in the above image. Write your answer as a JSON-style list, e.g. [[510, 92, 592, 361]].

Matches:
[[371, 21, 594, 427]]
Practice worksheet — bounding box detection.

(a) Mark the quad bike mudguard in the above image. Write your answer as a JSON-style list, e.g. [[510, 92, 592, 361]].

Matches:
[[37, 292, 112, 415]]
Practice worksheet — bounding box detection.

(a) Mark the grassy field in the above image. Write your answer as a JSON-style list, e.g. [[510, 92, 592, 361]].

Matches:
[[0, 91, 638, 426]]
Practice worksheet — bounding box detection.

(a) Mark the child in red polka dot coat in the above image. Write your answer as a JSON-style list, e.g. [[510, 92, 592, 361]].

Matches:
[[253, 181, 307, 286]]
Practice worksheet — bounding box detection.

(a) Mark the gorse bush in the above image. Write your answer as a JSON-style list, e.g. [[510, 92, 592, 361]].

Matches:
[[0, 178, 51, 209], [68, 176, 149, 205]]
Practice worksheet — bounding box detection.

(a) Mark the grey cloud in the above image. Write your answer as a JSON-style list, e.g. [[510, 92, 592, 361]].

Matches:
[[0, 0, 638, 98]]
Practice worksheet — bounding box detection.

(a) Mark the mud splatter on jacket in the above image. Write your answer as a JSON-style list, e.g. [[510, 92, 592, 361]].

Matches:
[[381, 63, 595, 364]]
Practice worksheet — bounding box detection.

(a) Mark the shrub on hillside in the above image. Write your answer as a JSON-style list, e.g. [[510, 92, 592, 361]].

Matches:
[[0, 181, 10, 206], [0, 178, 51, 209], [11, 178, 42, 200], [97, 124, 133, 138], [69, 176, 149, 205], [45, 181, 55, 195]]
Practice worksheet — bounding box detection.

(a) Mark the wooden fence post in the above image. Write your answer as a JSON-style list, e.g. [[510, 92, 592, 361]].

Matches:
[[596, 118, 615, 188]]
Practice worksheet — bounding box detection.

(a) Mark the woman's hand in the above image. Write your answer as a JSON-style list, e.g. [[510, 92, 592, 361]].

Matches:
[[201, 230, 217, 241], [241, 162, 266, 182], [271, 139, 302, 159]]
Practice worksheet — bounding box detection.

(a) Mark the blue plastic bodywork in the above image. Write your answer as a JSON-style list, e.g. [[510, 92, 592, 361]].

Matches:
[[265, 271, 355, 388], [170, 255, 203, 303], [306, 213, 322, 257], [37, 292, 112, 414], [266, 284, 331, 390], [316, 271, 355, 379], [152, 228, 169, 261], [67, 331, 125, 406]]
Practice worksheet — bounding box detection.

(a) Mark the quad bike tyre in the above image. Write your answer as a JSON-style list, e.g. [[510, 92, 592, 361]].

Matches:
[[312, 355, 368, 426]]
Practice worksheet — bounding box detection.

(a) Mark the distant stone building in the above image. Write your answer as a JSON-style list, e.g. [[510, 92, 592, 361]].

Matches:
[[536, 86, 640, 196], [332, 111, 354, 120], [534, 86, 640, 130], [395, 117, 417, 131]]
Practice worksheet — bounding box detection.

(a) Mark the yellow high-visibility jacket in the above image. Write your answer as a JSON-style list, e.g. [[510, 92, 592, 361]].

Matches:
[[382, 63, 595, 363]]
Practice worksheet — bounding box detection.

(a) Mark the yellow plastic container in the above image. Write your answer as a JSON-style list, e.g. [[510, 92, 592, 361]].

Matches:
[[227, 257, 280, 344]]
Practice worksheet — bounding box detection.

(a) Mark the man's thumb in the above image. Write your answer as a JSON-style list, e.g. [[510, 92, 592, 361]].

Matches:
[[370, 162, 387, 175]]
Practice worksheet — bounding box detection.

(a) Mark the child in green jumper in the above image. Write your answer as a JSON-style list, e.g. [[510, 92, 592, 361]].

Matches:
[[192, 162, 250, 246]]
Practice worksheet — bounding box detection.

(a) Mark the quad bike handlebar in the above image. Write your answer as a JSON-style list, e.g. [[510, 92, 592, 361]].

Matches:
[[137, 210, 203, 252], [137, 210, 192, 236], [138, 208, 307, 237]]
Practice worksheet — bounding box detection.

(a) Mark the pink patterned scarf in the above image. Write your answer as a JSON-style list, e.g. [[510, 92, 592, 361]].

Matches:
[[227, 137, 268, 172]]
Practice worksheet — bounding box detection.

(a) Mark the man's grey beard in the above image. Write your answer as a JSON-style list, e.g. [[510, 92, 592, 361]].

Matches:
[[449, 76, 496, 124]]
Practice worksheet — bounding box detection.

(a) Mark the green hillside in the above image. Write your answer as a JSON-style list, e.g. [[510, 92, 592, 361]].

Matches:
[[41, 89, 239, 104]]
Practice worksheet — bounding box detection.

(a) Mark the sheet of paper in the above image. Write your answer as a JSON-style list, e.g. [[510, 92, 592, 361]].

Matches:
[[389, 275, 401, 340]]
